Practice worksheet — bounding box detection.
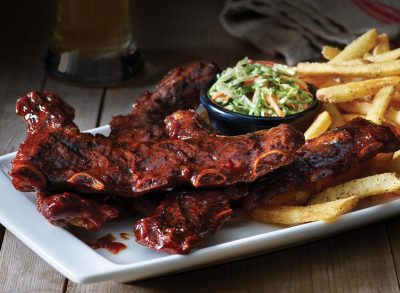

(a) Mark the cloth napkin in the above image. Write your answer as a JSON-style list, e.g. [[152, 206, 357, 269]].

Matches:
[[220, 0, 400, 65]]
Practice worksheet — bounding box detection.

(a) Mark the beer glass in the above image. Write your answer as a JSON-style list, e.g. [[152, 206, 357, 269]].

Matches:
[[45, 0, 142, 86]]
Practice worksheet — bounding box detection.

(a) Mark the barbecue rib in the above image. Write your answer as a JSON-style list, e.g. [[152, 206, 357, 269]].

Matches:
[[37, 192, 137, 230], [10, 91, 304, 196], [133, 118, 400, 254], [33, 62, 219, 230], [109, 62, 220, 143], [134, 184, 249, 254], [243, 118, 400, 210]]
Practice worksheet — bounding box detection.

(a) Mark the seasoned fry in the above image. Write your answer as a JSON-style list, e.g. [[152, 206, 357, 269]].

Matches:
[[322, 103, 344, 128], [252, 197, 359, 225], [336, 59, 370, 66], [329, 29, 378, 63], [342, 113, 365, 122], [385, 108, 400, 125], [366, 86, 394, 124], [322, 46, 341, 60], [304, 111, 332, 140], [298, 60, 400, 78], [365, 48, 400, 63], [337, 101, 400, 126], [317, 78, 342, 88], [373, 33, 390, 55], [309, 173, 400, 204], [316, 77, 400, 103], [337, 101, 370, 115]]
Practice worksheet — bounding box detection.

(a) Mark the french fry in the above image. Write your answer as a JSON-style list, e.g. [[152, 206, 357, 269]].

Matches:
[[336, 101, 400, 126], [298, 60, 400, 78], [309, 173, 400, 204], [385, 108, 400, 125], [322, 103, 344, 128], [322, 46, 341, 60], [335, 59, 370, 66], [336, 101, 370, 115], [317, 78, 342, 88], [342, 113, 365, 122], [365, 48, 400, 63], [366, 86, 394, 124], [304, 111, 332, 140], [316, 77, 400, 103], [373, 33, 390, 55], [329, 29, 378, 63], [252, 197, 359, 225]]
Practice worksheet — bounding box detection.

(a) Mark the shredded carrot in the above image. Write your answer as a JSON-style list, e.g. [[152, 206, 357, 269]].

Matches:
[[220, 95, 232, 103], [211, 92, 225, 101], [296, 81, 310, 92], [267, 94, 285, 117], [243, 76, 259, 85]]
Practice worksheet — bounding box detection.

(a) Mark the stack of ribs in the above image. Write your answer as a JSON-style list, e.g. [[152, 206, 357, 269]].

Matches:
[[10, 62, 400, 254]]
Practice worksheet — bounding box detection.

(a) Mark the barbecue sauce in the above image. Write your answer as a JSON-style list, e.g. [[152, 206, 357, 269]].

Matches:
[[88, 233, 127, 254]]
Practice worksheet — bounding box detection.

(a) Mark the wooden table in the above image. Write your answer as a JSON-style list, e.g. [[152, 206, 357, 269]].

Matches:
[[1, 1, 400, 292]]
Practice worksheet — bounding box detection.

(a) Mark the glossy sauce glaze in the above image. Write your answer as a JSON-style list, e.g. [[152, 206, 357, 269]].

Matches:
[[87, 233, 127, 254]]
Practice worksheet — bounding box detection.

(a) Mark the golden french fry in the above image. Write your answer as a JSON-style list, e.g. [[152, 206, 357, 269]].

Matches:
[[373, 33, 390, 55], [321, 46, 341, 60], [316, 77, 400, 103], [365, 48, 400, 63], [336, 101, 400, 125], [366, 86, 394, 124], [309, 173, 400, 204], [304, 111, 332, 140], [298, 60, 400, 78], [329, 29, 378, 63], [385, 108, 400, 125], [335, 59, 370, 66], [336, 101, 370, 115], [318, 78, 342, 88], [322, 103, 344, 128], [252, 197, 359, 225], [342, 113, 365, 122]]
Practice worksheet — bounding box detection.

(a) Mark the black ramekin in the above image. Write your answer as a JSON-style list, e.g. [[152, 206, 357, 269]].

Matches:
[[200, 77, 321, 135]]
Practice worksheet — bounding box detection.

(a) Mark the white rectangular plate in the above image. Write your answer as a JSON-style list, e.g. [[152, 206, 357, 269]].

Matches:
[[1, 125, 400, 284]]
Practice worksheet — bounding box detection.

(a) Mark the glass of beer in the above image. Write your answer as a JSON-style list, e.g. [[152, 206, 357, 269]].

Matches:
[[45, 0, 142, 86]]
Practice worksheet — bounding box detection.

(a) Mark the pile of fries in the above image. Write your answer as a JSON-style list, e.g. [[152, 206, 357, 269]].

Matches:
[[253, 28, 400, 225]]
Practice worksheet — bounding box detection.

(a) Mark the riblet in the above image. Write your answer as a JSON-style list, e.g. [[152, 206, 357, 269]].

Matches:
[[32, 62, 218, 230], [133, 118, 400, 254], [109, 62, 220, 143], [134, 184, 248, 254], [37, 192, 136, 230], [11, 91, 304, 196], [243, 118, 400, 210]]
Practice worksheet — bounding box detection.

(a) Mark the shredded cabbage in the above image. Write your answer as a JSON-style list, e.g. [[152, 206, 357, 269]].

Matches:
[[208, 57, 314, 117]]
